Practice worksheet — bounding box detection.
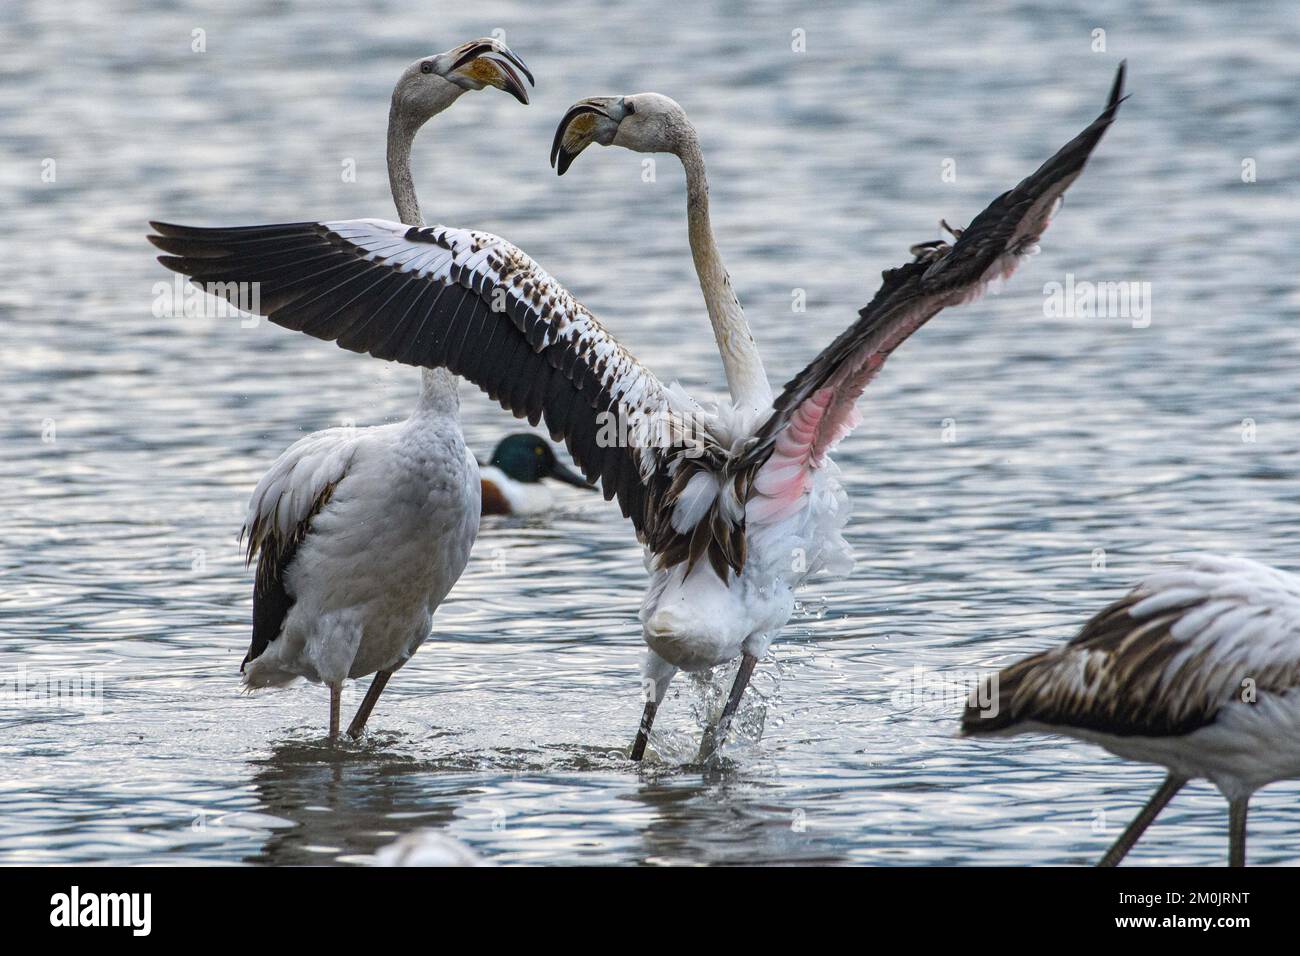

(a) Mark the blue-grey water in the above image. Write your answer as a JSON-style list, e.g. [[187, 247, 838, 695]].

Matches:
[[2, 0, 1299, 865]]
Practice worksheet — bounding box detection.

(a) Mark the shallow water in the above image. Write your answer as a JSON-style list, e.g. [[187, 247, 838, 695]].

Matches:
[[3, 0, 1300, 865]]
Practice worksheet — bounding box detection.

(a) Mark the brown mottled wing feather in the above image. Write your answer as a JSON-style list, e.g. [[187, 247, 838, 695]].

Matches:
[[960, 591, 1218, 737], [964, 577, 1300, 738]]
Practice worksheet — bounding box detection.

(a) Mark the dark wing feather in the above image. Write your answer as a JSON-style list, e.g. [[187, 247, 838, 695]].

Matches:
[[150, 219, 731, 572], [239, 428, 351, 673], [243, 478, 340, 671], [738, 63, 1127, 526]]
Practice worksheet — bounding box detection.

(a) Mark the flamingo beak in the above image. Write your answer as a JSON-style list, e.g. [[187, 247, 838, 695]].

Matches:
[[550, 97, 625, 175], [449, 39, 534, 105]]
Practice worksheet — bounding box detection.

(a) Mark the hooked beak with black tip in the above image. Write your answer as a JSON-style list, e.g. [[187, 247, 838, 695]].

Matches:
[[446, 37, 535, 105], [549, 96, 630, 175]]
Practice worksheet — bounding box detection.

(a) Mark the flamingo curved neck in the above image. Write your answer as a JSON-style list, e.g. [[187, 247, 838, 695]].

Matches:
[[677, 134, 772, 414], [387, 104, 425, 228], [387, 98, 458, 414]]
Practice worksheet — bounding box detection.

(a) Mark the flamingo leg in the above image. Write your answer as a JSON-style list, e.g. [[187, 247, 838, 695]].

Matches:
[[1228, 798, 1248, 867], [328, 682, 342, 742], [347, 670, 393, 739], [630, 701, 658, 761], [1097, 773, 1185, 867], [630, 654, 677, 762], [697, 653, 758, 762]]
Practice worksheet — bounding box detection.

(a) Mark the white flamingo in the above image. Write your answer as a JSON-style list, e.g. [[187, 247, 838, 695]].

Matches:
[[964, 554, 1300, 866], [153, 39, 533, 739], [152, 64, 1124, 759]]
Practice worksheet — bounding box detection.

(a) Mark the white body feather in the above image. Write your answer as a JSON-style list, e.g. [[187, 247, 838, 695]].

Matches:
[[242, 400, 480, 689], [370, 829, 487, 867], [639, 397, 854, 692], [1059, 693, 1300, 801]]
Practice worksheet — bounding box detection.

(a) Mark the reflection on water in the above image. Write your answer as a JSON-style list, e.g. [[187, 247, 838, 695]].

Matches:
[[244, 738, 461, 866], [3, 0, 1300, 864]]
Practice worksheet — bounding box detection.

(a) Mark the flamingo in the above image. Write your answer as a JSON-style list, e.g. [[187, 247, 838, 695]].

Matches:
[[150, 63, 1125, 759], [545, 66, 1126, 758], [152, 39, 533, 740], [963, 554, 1300, 866]]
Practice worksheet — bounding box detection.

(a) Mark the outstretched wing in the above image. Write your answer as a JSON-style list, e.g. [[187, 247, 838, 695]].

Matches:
[[149, 219, 725, 570], [962, 554, 1300, 738], [241, 428, 356, 671], [741, 63, 1128, 525]]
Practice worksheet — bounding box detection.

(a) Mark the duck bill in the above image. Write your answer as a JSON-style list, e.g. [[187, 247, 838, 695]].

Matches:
[[549, 459, 594, 488]]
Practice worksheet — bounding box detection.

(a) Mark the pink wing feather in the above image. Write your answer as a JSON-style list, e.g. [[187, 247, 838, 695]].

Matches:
[[744, 63, 1128, 527]]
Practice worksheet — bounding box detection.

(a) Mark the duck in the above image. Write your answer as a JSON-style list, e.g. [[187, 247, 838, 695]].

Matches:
[[478, 433, 593, 515]]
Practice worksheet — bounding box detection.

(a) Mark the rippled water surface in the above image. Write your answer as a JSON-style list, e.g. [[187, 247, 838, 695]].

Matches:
[[3, 0, 1300, 865]]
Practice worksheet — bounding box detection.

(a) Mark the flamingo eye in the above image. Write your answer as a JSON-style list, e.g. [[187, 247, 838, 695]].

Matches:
[[420, 62, 433, 74]]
